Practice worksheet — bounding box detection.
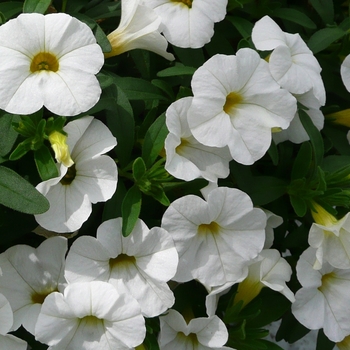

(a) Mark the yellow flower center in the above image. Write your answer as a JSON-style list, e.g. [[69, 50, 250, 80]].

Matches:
[[171, 0, 193, 8], [318, 272, 337, 293], [198, 221, 221, 235], [109, 254, 136, 269], [31, 287, 58, 304], [224, 92, 243, 115], [175, 138, 190, 156], [60, 164, 76, 185], [30, 52, 59, 73], [177, 332, 199, 345]]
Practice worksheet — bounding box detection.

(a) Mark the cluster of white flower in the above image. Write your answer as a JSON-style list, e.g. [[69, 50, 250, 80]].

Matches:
[[2, 0, 350, 349]]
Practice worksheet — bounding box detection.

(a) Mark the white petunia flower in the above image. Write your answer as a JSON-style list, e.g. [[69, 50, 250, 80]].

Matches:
[[35, 281, 146, 350], [341, 54, 350, 92], [234, 249, 295, 308], [161, 186, 266, 287], [105, 0, 174, 60], [165, 97, 231, 182], [262, 209, 283, 249], [252, 15, 326, 105], [159, 309, 234, 349], [142, 0, 228, 48], [187, 49, 297, 165], [0, 237, 67, 335], [292, 247, 350, 342], [273, 89, 324, 144], [0, 13, 104, 116], [0, 293, 27, 350], [205, 282, 236, 318], [309, 203, 350, 270], [65, 218, 178, 317], [35, 116, 118, 233]]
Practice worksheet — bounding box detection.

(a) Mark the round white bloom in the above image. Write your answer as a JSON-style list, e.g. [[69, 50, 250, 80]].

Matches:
[[0, 13, 104, 116], [188, 49, 297, 165], [159, 309, 233, 349], [105, 0, 174, 60], [341, 54, 350, 92], [0, 293, 27, 350], [0, 237, 67, 335], [65, 218, 178, 317], [273, 89, 324, 144], [142, 0, 228, 48], [35, 116, 118, 233], [161, 186, 266, 287], [292, 247, 350, 342], [35, 281, 146, 350], [165, 97, 231, 182], [252, 15, 326, 105]]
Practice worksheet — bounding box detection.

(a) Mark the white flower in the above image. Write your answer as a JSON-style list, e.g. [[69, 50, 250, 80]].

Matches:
[[309, 203, 350, 270], [165, 97, 231, 182], [341, 54, 350, 92], [105, 0, 174, 60], [263, 209, 283, 249], [187, 49, 297, 165], [0, 293, 27, 350], [142, 0, 227, 48], [252, 15, 326, 105], [0, 13, 104, 116], [292, 247, 350, 342], [273, 89, 324, 144], [0, 237, 67, 335], [65, 218, 178, 317], [161, 186, 266, 287], [159, 309, 233, 349], [35, 116, 118, 233], [35, 281, 146, 350], [234, 249, 295, 308], [205, 282, 236, 318]]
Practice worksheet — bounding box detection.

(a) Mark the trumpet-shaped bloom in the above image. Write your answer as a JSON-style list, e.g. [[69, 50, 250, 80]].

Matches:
[[0, 237, 67, 335], [35, 281, 146, 350], [252, 15, 325, 105], [273, 89, 324, 144], [105, 0, 174, 60], [292, 247, 350, 342], [0, 293, 27, 350], [65, 218, 178, 317], [263, 209, 283, 249], [188, 49, 297, 165], [161, 186, 266, 287], [0, 13, 104, 116], [35, 116, 118, 233], [234, 249, 295, 308], [165, 97, 231, 182], [142, 0, 228, 48], [341, 54, 350, 92], [159, 309, 233, 349]]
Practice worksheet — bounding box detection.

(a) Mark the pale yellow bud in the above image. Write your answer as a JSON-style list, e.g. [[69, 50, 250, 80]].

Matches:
[[48, 131, 74, 168], [311, 201, 338, 227]]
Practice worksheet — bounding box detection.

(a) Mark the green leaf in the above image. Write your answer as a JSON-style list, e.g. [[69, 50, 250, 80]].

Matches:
[[309, 0, 334, 24], [142, 113, 168, 168], [0, 166, 49, 214], [290, 195, 308, 217], [9, 139, 32, 161], [226, 16, 254, 39], [0, 2, 23, 19], [316, 329, 335, 350], [133, 157, 147, 182], [291, 142, 313, 180], [102, 181, 126, 222], [23, 0, 51, 13], [34, 146, 59, 181], [0, 114, 20, 157], [121, 185, 142, 237], [157, 64, 196, 77], [308, 27, 345, 54], [272, 8, 316, 29]]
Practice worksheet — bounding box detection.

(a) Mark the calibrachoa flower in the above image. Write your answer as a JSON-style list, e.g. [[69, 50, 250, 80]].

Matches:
[[158, 309, 233, 349], [187, 49, 297, 165], [263, 209, 283, 249], [0, 13, 104, 116], [234, 249, 295, 308], [105, 0, 174, 60], [252, 15, 326, 105], [65, 218, 178, 317], [142, 0, 228, 48], [161, 186, 266, 287], [35, 281, 146, 350], [165, 97, 231, 182], [309, 202, 350, 270], [273, 89, 324, 144], [0, 237, 67, 335], [292, 247, 350, 342], [35, 116, 118, 233], [341, 54, 350, 92], [0, 293, 27, 350]]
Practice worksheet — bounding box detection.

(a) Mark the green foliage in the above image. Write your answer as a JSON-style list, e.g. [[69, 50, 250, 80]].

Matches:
[[23, 0, 51, 13]]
